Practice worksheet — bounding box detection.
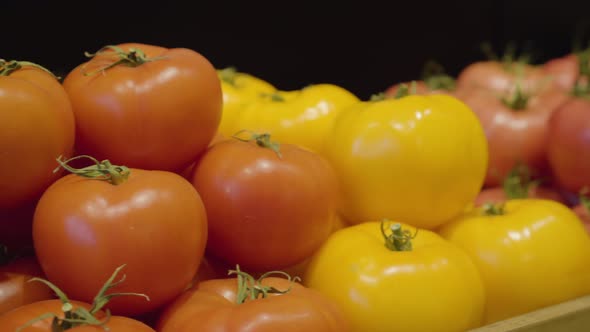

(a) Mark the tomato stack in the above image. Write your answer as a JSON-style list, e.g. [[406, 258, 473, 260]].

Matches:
[[0, 42, 590, 332]]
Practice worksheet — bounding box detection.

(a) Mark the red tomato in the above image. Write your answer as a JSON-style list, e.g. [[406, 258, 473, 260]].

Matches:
[[456, 60, 553, 95], [0, 60, 75, 209], [474, 163, 566, 206], [458, 87, 568, 186], [156, 271, 351, 332], [62, 43, 222, 172], [547, 97, 590, 192], [190, 133, 338, 272], [32, 156, 208, 316], [70, 317, 155, 332], [0, 299, 99, 331], [0, 256, 54, 315], [543, 54, 579, 91]]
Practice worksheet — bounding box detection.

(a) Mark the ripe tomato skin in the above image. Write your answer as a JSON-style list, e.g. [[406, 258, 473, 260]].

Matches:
[[32, 168, 208, 316], [69, 316, 155, 332], [191, 137, 338, 271], [456, 61, 551, 95], [0, 63, 75, 209], [156, 277, 351, 332], [439, 199, 590, 324], [304, 221, 485, 332], [62, 43, 222, 172], [0, 299, 98, 331], [228, 84, 360, 155], [546, 97, 590, 193], [543, 54, 579, 91], [324, 95, 488, 229], [0, 257, 54, 315], [458, 88, 568, 187]]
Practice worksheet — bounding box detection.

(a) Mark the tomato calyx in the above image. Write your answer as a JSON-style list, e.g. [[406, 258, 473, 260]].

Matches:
[[580, 187, 590, 213], [232, 130, 283, 159], [228, 265, 301, 305], [421, 60, 456, 91], [502, 163, 538, 199], [16, 264, 149, 332], [219, 66, 239, 85], [480, 41, 532, 73], [82, 45, 167, 76], [481, 203, 506, 216], [0, 59, 59, 79], [572, 50, 590, 98], [380, 220, 418, 251], [501, 82, 530, 111], [259, 91, 285, 102], [54, 155, 130, 185]]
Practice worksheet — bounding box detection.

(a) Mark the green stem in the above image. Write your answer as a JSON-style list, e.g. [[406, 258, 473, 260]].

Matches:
[[580, 187, 590, 212], [259, 92, 285, 102], [393, 81, 417, 99], [17, 264, 149, 332], [482, 203, 506, 216], [0, 59, 60, 79], [502, 163, 538, 199], [232, 130, 283, 159], [380, 220, 417, 251], [53, 155, 130, 185], [572, 50, 590, 98], [82, 45, 167, 76], [501, 82, 530, 110], [219, 66, 238, 85], [421, 60, 456, 91], [227, 265, 300, 305]]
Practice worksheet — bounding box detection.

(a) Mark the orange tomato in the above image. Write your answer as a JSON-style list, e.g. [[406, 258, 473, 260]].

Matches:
[[62, 43, 222, 172]]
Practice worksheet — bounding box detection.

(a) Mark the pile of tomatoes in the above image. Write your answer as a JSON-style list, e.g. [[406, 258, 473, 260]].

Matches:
[[1, 42, 590, 332]]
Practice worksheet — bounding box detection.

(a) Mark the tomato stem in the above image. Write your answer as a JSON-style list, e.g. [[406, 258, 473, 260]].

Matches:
[[501, 163, 539, 199], [482, 203, 506, 216], [501, 82, 530, 110], [232, 130, 283, 159], [580, 187, 590, 213], [259, 91, 285, 102], [370, 92, 386, 101], [81, 45, 167, 76], [572, 50, 590, 98], [380, 220, 417, 251], [54, 155, 130, 185], [421, 60, 456, 91], [219, 66, 238, 85], [0, 59, 59, 79], [228, 265, 300, 305], [16, 264, 149, 332], [393, 81, 417, 99]]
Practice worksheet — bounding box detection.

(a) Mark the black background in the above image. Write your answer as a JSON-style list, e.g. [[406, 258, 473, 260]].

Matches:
[[4, 1, 590, 99]]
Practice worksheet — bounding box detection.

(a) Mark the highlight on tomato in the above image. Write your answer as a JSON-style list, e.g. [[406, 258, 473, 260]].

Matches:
[[62, 42, 222, 172], [32, 155, 208, 316], [190, 131, 338, 272], [439, 199, 590, 324], [156, 265, 351, 332], [0, 265, 155, 332], [304, 220, 486, 332]]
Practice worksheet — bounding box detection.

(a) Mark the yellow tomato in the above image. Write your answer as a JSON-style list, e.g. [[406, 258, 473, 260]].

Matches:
[[228, 84, 360, 154], [324, 94, 488, 229], [217, 67, 276, 136], [304, 220, 485, 332], [439, 199, 590, 324]]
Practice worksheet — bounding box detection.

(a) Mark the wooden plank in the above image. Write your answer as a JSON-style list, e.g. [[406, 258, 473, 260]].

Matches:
[[469, 295, 590, 331]]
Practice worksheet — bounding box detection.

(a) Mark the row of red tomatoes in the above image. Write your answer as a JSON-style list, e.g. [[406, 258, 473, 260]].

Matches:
[[0, 41, 589, 332]]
